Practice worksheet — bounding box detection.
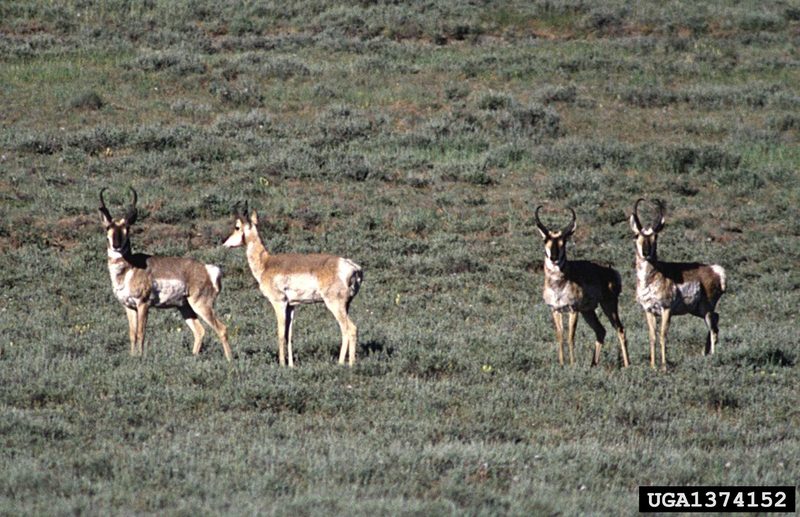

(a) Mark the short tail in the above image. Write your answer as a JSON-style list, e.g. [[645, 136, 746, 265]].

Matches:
[[205, 264, 223, 293], [610, 269, 623, 297], [349, 264, 363, 299]]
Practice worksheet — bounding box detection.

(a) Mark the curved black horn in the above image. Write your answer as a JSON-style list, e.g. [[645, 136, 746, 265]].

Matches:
[[534, 205, 550, 236], [124, 187, 138, 224], [561, 207, 576, 236], [99, 188, 112, 221], [632, 198, 645, 231]]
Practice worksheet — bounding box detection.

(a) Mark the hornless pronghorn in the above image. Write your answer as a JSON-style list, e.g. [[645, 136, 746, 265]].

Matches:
[[223, 202, 363, 367], [99, 188, 232, 360], [535, 206, 630, 367], [629, 198, 726, 371]]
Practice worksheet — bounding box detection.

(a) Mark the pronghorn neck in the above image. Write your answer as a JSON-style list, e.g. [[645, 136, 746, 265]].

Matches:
[[107, 240, 132, 260], [543, 255, 570, 289], [545, 254, 567, 272], [107, 246, 134, 289], [635, 251, 661, 284], [245, 231, 269, 281]]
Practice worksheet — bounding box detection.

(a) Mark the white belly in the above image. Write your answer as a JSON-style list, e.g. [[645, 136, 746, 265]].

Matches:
[[543, 286, 589, 312], [637, 281, 702, 315], [671, 281, 702, 314], [272, 274, 323, 305], [151, 278, 188, 307]]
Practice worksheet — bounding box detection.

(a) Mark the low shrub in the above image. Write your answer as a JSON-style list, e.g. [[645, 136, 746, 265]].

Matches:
[[130, 51, 206, 75], [68, 91, 104, 110]]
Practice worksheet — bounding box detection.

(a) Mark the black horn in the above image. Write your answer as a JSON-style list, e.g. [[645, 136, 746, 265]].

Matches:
[[99, 188, 113, 221], [534, 205, 550, 236], [652, 199, 665, 232], [632, 198, 645, 231], [124, 187, 138, 225], [561, 207, 576, 236]]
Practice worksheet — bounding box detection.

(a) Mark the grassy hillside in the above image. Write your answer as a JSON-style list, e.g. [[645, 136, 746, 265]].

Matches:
[[1, 1, 798, 514]]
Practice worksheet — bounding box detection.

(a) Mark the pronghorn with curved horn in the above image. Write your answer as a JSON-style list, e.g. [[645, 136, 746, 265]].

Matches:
[[535, 206, 630, 367], [223, 202, 363, 367], [629, 198, 726, 371], [99, 188, 232, 360]]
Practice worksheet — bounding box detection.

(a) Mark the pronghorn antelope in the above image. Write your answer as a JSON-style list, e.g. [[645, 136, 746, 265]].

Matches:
[[99, 188, 232, 360], [223, 202, 363, 367], [535, 206, 630, 367], [629, 199, 726, 371]]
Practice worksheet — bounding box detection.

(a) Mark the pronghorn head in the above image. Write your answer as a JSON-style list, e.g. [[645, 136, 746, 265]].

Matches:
[[223, 201, 259, 248], [629, 198, 665, 262], [99, 188, 138, 257], [535, 206, 577, 268]]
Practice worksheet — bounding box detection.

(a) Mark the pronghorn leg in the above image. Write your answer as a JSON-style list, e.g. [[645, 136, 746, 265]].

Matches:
[[190, 298, 231, 361], [567, 311, 578, 366], [345, 299, 357, 367], [704, 311, 720, 356], [601, 301, 629, 368], [285, 305, 295, 368], [179, 305, 205, 356], [659, 308, 671, 372], [125, 307, 137, 356], [581, 310, 606, 367], [271, 302, 288, 366], [135, 303, 149, 357], [551, 311, 564, 366], [645, 311, 657, 369], [324, 298, 356, 366], [344, 298, 357, 366]]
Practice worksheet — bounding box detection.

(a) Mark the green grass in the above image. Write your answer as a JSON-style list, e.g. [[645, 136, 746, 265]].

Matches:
[[1, 0, 798, 514]]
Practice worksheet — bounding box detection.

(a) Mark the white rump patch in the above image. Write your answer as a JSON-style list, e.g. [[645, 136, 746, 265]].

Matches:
[[711, 265, 726, 291], [205, 264, 222, 292], [337, 258, 361, 286]]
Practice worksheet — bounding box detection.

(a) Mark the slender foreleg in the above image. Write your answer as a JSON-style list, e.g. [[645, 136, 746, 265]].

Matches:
[[551, 311, 564, 366], [659, 308, 671, 372], [645, 311, 657, 369], [567, 311, 578, 366]]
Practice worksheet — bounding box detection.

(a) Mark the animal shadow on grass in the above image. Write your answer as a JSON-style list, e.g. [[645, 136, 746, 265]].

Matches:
[[239, 339, 393, 365], [321, 339, 394, 363], [359, 339, 395, 359]]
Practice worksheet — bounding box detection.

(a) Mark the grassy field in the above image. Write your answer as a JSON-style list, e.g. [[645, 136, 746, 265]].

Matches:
[[1, 0, 798, 514]]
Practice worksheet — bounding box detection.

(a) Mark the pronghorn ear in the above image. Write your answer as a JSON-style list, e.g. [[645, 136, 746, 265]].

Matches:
[[629, 214, 640, 234], [653, 216, 665, 233], [563, 220, 576, 238], [249, 210, 258, 226], [99, 209, 113, 227], [536, 227, 548, 240]]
